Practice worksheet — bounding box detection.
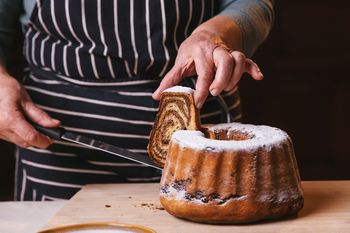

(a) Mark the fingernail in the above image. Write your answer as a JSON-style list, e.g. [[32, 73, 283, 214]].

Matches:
[[152, 91, 159, 100], [196, 100, 204, 109], [52, 119, 60, 124], [259, 71, 264, 79], [46, 136, 54, 144], [210, 88, 219, 96]]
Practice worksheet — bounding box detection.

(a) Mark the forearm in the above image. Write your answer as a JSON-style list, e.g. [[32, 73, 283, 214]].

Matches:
[[218, 0, 274, 57]]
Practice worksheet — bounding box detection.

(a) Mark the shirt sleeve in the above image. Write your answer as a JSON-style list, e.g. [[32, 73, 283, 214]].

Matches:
[[0, 0, 23, 64], [218, 0, 274, 57]]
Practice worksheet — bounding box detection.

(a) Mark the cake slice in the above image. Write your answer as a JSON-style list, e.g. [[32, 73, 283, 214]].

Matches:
[[148, 86, 201, 167]]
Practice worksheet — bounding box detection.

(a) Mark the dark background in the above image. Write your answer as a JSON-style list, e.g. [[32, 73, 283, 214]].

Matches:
[[1, 0, 349, 201], [239, 1, 350, 180]]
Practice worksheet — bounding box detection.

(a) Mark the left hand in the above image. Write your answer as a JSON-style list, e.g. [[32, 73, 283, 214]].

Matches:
[[152, 30, 263, 108]]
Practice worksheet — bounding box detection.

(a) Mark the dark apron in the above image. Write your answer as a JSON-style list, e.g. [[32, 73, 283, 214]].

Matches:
[[15, 0, 242, 201]]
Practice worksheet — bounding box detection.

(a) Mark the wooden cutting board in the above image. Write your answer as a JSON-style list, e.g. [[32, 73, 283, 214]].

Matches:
[[41, 181, 350, 233]]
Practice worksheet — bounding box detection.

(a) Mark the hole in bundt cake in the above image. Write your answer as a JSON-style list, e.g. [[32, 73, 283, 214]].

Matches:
[[204, 129, 253, 141]]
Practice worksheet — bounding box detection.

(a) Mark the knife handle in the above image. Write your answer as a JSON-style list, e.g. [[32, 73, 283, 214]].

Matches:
[[28, 120, 65, 140]]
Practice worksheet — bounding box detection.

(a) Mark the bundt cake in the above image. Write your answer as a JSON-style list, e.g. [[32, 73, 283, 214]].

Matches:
[[148, 86, 304, 223], [148, 86, 201, 167], [160, 123, 304, 223]]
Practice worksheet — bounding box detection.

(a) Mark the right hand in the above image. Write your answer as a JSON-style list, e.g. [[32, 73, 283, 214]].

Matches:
[[152, 29, 263, 109], [0, 70, 60, 148]]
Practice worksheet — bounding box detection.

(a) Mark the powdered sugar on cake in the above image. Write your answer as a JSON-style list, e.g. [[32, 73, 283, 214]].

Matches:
[[163, 86, 194, 94], [160, 185, 247, 204], [172, 122, 290, 152]]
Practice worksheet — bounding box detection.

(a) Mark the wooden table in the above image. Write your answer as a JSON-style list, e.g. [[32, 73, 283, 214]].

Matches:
[[0, 201, 66, 233], [40, 181, 350, 232]]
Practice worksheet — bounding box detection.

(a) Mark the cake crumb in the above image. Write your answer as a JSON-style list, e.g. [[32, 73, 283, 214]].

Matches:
[[138, 202, 165, 211]]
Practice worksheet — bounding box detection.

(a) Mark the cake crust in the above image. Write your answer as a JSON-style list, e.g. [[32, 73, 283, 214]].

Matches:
[[160, 124, 304, 224], [160, 195, 303, 224]]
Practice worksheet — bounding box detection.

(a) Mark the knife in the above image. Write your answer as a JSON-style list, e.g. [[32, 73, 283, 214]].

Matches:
[[31, 123, 162, 170]]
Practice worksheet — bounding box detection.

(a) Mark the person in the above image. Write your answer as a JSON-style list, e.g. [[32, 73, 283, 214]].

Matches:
[[0, 0, 274, 201]]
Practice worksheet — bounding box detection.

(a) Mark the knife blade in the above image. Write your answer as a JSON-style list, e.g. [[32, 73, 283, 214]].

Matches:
[[31, 123, 161, 170]]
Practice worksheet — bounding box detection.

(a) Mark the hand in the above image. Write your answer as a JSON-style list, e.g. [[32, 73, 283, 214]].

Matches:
[[0, 70, 60, 148], [152, 30, 263, 108]]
